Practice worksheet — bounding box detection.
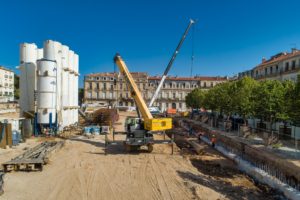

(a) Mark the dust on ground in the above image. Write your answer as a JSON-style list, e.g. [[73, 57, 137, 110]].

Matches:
[[0, 111, 286, 200]]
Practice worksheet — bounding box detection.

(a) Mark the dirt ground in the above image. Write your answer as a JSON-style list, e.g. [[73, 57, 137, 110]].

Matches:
[[0, 111, 286, 200]]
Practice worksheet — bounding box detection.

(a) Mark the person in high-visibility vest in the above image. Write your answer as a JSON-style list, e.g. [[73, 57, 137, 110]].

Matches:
[[211, 134, 216, 148]]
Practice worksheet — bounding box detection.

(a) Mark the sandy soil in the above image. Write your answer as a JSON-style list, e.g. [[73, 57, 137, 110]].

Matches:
[[2, 134, 218, 200], [0, 111, 285, 200]]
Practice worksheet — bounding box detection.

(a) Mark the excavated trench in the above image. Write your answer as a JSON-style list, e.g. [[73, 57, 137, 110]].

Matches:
[[168, 128, 288, 200]]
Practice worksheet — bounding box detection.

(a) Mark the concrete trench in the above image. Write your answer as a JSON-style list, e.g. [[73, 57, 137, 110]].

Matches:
[[177, 118, 300, 200]]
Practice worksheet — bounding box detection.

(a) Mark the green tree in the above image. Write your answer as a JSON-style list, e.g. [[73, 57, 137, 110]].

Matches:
[[253, 80, 285, 125], [289, 75, 300, 125], [278, 80, 295, 122], [14, 74, 20, 99], [185, 88, 206, 109], [78, 88, 84, 105], [231, 77, 258, 123]]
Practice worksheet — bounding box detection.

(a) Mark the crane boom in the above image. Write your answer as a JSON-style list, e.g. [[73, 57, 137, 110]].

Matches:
[[149, 19, 195, 107], [114, 54, 172, 131], [114, 54, 153, 120]]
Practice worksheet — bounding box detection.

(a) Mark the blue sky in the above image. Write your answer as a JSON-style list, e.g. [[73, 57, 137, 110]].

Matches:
[[1, 0, 300, 87]]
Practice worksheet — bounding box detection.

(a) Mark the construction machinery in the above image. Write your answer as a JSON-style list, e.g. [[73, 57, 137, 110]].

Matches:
[[113, 54, 172, 152], [148, 19, 195, 108]]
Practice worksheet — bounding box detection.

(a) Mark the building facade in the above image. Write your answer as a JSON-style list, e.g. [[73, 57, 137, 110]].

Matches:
[[238, 48, 300, 82], [0, 66, 14, 102], [84, 72, 227, 111]]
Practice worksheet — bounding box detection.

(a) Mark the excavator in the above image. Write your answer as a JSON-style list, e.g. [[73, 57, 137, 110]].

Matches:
[[113, 54, 172, 152]]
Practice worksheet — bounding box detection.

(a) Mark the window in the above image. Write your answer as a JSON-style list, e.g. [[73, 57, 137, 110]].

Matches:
[[120, 83, 123, 89], [292, 60, 296, 70], [103, 83, 106, 90], [103, 77, 106, 81], [126, 93, 128, 98], [96, 83, 100, 89], [203, 82, 206, 88], [102, 92, 106, 99], [97, 92, 99, 99], [265, 68, 267, 75], [173, 93, 176, 99], [110, 84, 113, 90], [270, 66, 273, 74], [88, 92, 92, 98], [285, 62, 289, 71], [120, 93, 123, 98], [169, 83, 172, 88], [179, 103, 182, 108], [166, 103, 169, 108], [89, 82, 92, 89]]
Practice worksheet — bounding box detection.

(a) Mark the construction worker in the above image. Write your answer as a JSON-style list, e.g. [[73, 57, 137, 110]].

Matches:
[[211, 134, 216, 148]]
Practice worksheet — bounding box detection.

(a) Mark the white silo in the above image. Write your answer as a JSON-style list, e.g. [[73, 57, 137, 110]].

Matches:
[[19, 63, 37, 113], [37, 48, 43, 60], [68, 50, 75, 124], [19, 43, 38, 114], [36, 59, 57, 124], [43, 40, 56, 61], [20, 43, 37, 63], [61, 45, 69, 127], [73, 54, 79, 124]]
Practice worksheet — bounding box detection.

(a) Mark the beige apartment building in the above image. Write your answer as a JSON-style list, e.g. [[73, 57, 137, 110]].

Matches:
[[0, 66, 14, 102], [84, 72, 227, 111], [238, 48, 300, 82]]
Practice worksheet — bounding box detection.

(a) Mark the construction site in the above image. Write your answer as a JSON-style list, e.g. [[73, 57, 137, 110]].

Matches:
[[0, 6, 300, 200]]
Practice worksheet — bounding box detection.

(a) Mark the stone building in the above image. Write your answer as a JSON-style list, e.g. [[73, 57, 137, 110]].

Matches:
[[238, 48, 300, 82], [84, 72, 227, 111], [0, 66, 14, 102]]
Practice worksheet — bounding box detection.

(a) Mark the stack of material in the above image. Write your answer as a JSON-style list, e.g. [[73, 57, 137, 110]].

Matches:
[[92, 108, 119, 125], [0, 123, 12, 149], [2, 141, 64, 172]]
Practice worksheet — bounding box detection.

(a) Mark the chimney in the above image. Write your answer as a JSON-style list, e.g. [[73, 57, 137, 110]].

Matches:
[[262, 57, 266, 63], [291, 48, 298, 54]]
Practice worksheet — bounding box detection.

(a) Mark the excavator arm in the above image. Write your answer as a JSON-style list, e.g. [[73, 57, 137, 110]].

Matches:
[[114, 54, 172, 131]]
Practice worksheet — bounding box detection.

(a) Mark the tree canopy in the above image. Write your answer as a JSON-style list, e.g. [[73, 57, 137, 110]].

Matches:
[[185, 76, 300, 125]]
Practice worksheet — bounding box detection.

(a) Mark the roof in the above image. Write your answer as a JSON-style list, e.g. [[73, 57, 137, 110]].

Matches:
[[0, 66, 14, 73], [149, 76, 227, 81], [86, 72, 148, 78], [85, 72, 227, 81], [255, 50, 300, 69]]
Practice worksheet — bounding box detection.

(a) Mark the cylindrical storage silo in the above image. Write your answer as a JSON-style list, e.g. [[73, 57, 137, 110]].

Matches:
[[37, 48, 43, 60], [61, 45, 69, 69], [68, 74, 74, 124], [36, 59, 57, 124], [73, 54, 79, 74], [19, 63, 37, 113], [20, 43, 37, 64], [43, 40, 56, 61], [68, 50, 74, 72]]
